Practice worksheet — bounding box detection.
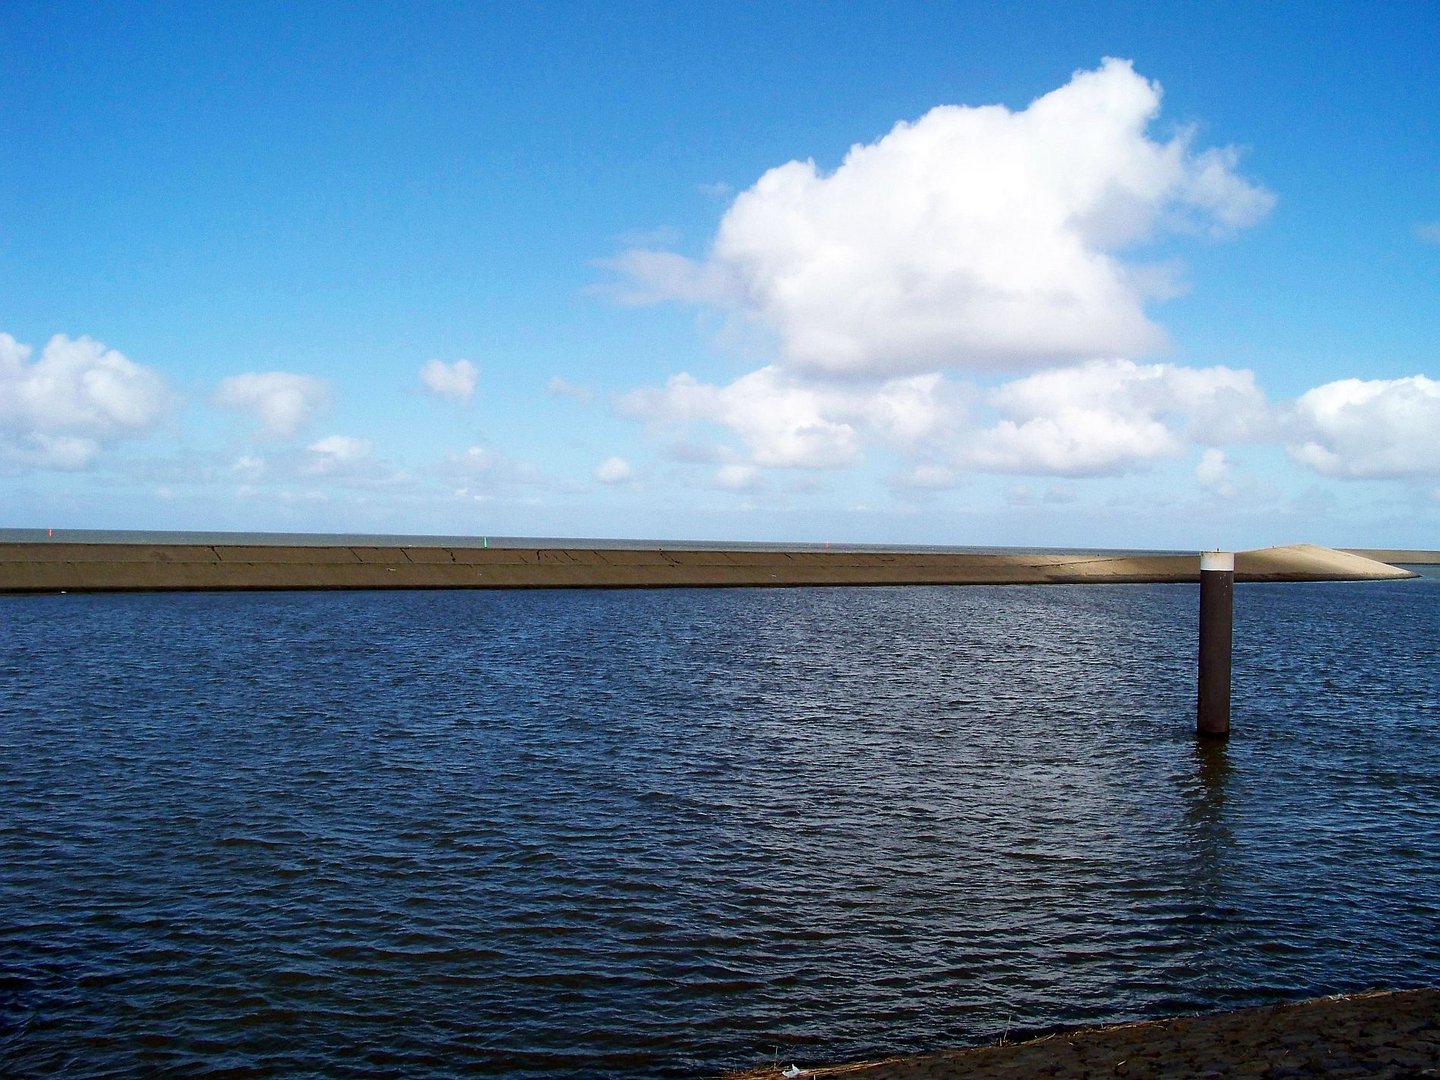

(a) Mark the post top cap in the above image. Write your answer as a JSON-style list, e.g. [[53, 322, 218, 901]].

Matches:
[[1200, 550, 1235, 572]]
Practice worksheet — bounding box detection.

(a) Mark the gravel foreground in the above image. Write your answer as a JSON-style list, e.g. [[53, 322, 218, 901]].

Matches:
[[724, 989, 1440, 1079]]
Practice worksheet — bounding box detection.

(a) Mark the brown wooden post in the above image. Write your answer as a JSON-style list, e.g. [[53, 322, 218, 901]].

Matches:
[[1197, 551, 1234, 739]]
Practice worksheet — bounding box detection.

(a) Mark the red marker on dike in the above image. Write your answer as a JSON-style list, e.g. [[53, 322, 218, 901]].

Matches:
[[48, 528, 54, 538]]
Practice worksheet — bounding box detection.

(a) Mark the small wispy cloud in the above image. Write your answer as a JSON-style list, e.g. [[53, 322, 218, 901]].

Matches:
[[594, 456, 633, 484], [214, 371, 332, 439], [441, 444, 556, 494], [302, 434, 374, 476], [895, 463, 959, 490], [419, 359, 478, 404], [1195, 447, 1236, 497], [546, 375, 595, 403], [1416, 221, 1440, 244], [715, 463, 761, 491]]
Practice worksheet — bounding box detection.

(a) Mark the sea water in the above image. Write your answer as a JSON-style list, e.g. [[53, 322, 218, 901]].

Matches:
[[2, 575, 1437, 1076]]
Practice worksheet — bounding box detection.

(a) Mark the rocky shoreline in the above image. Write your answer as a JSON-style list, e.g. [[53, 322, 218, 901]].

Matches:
[[724, 988, 1440, 1079]]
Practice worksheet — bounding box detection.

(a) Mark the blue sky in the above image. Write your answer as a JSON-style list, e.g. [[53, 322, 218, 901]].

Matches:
[[2, 1, 1437, 548]]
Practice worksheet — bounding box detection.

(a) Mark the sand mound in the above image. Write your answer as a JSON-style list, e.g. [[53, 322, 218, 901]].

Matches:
[[1236, 544, 1416, 581]]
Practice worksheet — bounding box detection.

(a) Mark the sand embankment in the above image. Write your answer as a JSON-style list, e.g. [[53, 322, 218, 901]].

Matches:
[[1344, 548, 1440, 565], [0, 541, 1414, 592], [725, 988, 1439, 1079], [1234, 543, 1422, 580]]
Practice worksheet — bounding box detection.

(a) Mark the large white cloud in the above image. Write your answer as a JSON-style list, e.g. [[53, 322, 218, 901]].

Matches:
[[613, 58, 1273, 377], [1289, 375, 1440, 478], [0, 332, 172, 468], [969, 359, 1271, 475], [213, 371, 332, 438], [618, 366, 961, 469]]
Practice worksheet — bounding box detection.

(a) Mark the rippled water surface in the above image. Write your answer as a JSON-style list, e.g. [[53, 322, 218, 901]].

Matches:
[[3, 576, 1438, 1077]]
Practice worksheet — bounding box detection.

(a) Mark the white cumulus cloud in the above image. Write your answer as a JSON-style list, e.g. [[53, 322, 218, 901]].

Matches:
[[969, 359, 1271, 476], [214, 371, 332, 439], [419, 359, 478, 403], [618, 366, 961, 469], [1288, 375, 1440, 479], [611, 57, 1273, 377], [0, 332, 172, 469], [620, 368, 861, 468]]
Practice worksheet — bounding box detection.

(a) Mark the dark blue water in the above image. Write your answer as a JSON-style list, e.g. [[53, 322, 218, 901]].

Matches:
[[2, 576, 1437, 1077]]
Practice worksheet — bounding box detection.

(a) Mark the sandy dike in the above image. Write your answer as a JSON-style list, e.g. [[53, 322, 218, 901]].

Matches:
[[1344, 548, 1440, 565], [0, 542, 1417, 593], [722, 988, 1440, 1080]]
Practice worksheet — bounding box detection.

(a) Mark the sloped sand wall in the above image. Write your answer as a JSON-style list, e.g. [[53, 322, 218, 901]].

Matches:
[[0, 542, 1414, 592]]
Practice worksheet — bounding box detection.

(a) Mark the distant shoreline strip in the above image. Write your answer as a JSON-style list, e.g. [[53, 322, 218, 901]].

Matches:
[[0, 542, 1416, 593]]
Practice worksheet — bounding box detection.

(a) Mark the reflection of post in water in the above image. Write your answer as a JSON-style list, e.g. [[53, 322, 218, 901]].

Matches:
[[1183, 738, 1237, 974], [1192, 739, 1230, 822]]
